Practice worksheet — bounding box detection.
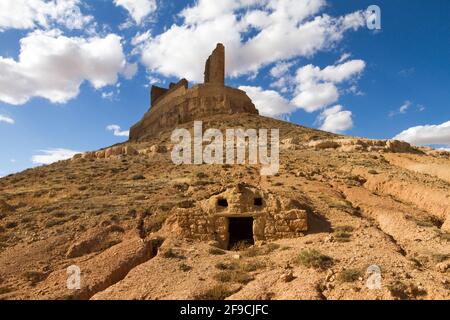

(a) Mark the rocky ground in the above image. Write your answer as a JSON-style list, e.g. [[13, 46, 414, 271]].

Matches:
[[0, 114, 449, 300]]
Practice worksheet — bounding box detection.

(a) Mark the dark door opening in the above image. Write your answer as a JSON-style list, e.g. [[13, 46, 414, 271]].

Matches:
[[228, 217, 254, 250]]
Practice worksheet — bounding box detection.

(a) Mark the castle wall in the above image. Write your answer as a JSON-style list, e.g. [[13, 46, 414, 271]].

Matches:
[[151, 86, 168, 105], [130, 84, 258, 140]]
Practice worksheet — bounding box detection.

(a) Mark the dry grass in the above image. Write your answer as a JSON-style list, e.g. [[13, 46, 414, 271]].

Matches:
[[337, 268, 362, 283], [213, 270, 252, 284], [23, 271, 46, 286], [208, 247, 226, 255], [296, 249, 333, 270], [194, 284, 235, 300]]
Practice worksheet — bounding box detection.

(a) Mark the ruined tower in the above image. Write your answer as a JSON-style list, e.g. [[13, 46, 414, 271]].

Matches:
[[204, 43, 225, 85], [129, 44, 259, 140]]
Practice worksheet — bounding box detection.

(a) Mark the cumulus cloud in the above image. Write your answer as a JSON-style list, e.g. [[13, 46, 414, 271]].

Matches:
[[292, 59, 365, 112], [139, 0, 366, 82], [0, 30, 135, 105], [31, 148, 79, 165], [317, 105, 353, 133], [393, 120, 450, 147], [0, 114, 15, 124], [239, 86, 295, 117], [270, 61, 295, 78], [106, 124, 129, 137], [114, 0, 157, 24], [0, 0, 92, 32]]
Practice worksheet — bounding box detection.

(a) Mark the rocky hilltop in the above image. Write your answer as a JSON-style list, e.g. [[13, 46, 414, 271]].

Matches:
[[130, 44, 258, 140], [0, 45, 449, 300]]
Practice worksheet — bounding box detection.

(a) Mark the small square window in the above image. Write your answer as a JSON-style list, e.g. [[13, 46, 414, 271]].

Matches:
[[217, 198, 228, 207]]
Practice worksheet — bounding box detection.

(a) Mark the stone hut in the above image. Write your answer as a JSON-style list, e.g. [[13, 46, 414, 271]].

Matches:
[[129, 43, 259, 140], [171, 184, 308, 249]]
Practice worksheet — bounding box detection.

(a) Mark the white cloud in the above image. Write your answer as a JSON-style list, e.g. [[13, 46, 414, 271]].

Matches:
[[292, 59, 365, 112], [399, 100, 411, 113], [0, 0, 92, 32], [239, 86, 296, 117], [139, 0, 366, 82], [101, 91, 115, 100], [336, 52, 351, 64], [31, 148, 79, 165], [0, 114, 15, 124], [0, 30, 135, 105], [106, 124, 129, 137], [317, 105, 353, 133], [389, 100, 414, 117], [114, 0, 157, 24], [270, 61, 294, 78], [393, 120, 450, 146]]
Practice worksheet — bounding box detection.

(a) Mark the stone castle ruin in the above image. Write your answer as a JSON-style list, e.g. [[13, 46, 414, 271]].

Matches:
[[130, 43, 259, 140], [169, 183, 308, 250]]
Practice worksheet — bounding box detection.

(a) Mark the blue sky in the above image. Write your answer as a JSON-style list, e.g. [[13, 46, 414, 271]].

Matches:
[[0, 0, 449, 176]]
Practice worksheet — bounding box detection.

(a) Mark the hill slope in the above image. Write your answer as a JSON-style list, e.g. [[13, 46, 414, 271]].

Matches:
[[0, 113, 449, 300]]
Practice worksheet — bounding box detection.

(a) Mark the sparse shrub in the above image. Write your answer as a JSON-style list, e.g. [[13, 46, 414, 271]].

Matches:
[[337, 268, 362, 283], [5, 221, 17, 229], [179, 263, 192, 272], [296, 249, 333, 270], [194, 284, 234, 300], [229, 240, 253, 251], [23, 271, 46, 286], [144, 211, 171, 233], [213, 270, 252, 284], [240, 260, 266, 272], [107, 225, 125, 233], [241, 246, 260, 257], [440, 232, 450, 241], [241, 243, 280, 257], [45, 219, 66, 228], [333, 226, 354, 242], [208, 247, 226, 255], [432, 253, 449, 263], [215, 262, 237, 270], [52, 211, 66, 218], [178, 199, 195, 208], [173, 183, 189, 192], [162, 248, 185, 259], [387, 281, 409, 300], [20, 217, 33, 224], [0, 226, 5, 233], [265, 243, 280, 253], [196, 172, 209, 179]]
